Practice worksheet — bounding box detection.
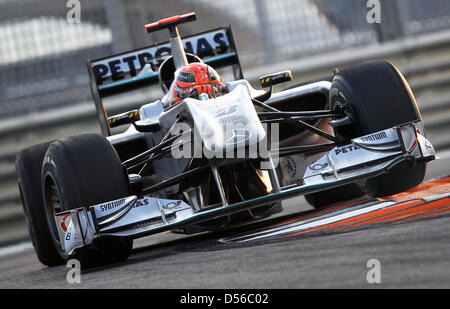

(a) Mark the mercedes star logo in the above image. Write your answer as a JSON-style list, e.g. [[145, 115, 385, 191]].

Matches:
[[224, 129, 251, 145]]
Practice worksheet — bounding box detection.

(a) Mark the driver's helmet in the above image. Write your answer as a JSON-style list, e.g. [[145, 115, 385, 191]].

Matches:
[[172, 62, 225, 104]]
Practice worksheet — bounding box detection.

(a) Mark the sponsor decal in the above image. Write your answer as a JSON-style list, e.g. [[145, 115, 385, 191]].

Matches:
[[215, 105, 237, 118], [162, 201, 183, 210], [224, 128, 251, 145], [99, 198, 126, 212], [133, 198, 150, 208], [220, 115, 247, 124], [93, 30, 230, 85], [197, 101, 236, 112], [408, 140, 418, 153], [360, 131, 388, 143], [64, 229, 79, 242], [269, 72, 289, 82], [335, 144, 360, 155], [60, 215, 70, 233], [309, 163, 329, 171]]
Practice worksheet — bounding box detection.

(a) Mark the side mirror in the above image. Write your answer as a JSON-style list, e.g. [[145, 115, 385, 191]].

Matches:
[[259, 70, 293, 88], [108, 110, 140, 128]]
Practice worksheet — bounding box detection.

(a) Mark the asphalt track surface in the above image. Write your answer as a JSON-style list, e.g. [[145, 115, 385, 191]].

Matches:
[[0, 153, 449, 289]]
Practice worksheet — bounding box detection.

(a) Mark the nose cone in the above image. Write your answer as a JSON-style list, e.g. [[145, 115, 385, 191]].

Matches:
[[186, 84, 266, 157]]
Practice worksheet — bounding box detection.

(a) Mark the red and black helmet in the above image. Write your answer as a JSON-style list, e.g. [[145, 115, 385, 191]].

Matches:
[[173, 62, 224, 103]]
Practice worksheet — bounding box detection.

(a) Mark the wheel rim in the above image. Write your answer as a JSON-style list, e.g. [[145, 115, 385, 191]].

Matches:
[[43, 172, 62, 247], [329, 83, 360, 141]]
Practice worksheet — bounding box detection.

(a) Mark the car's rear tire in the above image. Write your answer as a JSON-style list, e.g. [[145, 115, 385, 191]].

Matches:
[[329, 60, 426, 197], [15, 142, 64, 267], [42, 134, 133, 268]]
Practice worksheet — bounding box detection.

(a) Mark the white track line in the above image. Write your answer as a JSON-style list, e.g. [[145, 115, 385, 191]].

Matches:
[[222, 201, 396, 243], [0, 242, 33, 258]]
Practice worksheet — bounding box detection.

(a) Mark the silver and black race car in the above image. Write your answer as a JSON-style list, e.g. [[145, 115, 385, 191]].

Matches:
[[16, 13, 437, 267]]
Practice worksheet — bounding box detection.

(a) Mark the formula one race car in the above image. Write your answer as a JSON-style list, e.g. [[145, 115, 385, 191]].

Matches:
[[16, 13, 436, 267]]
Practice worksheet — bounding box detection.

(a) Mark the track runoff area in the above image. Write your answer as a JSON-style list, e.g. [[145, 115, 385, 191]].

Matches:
[[0, 152, 449, 294], [220, 175, 450, 243]]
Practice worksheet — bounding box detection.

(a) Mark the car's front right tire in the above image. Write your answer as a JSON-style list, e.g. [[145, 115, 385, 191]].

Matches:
[[42, 134, 133, 268], [16, 141, 64, 267]]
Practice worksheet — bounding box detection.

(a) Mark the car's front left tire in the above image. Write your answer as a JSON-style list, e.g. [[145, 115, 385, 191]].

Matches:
[[329, 60, 427, 197]]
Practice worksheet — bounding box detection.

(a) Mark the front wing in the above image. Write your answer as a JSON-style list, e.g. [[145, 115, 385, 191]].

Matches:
[[55, 121, 436, 255]]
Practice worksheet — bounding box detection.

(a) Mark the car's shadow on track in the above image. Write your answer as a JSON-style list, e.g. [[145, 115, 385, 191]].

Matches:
[[80, 209, 317, 274]]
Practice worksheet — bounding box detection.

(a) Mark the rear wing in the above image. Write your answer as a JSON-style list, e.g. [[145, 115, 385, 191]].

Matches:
[[87, 26, 243, 136]]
